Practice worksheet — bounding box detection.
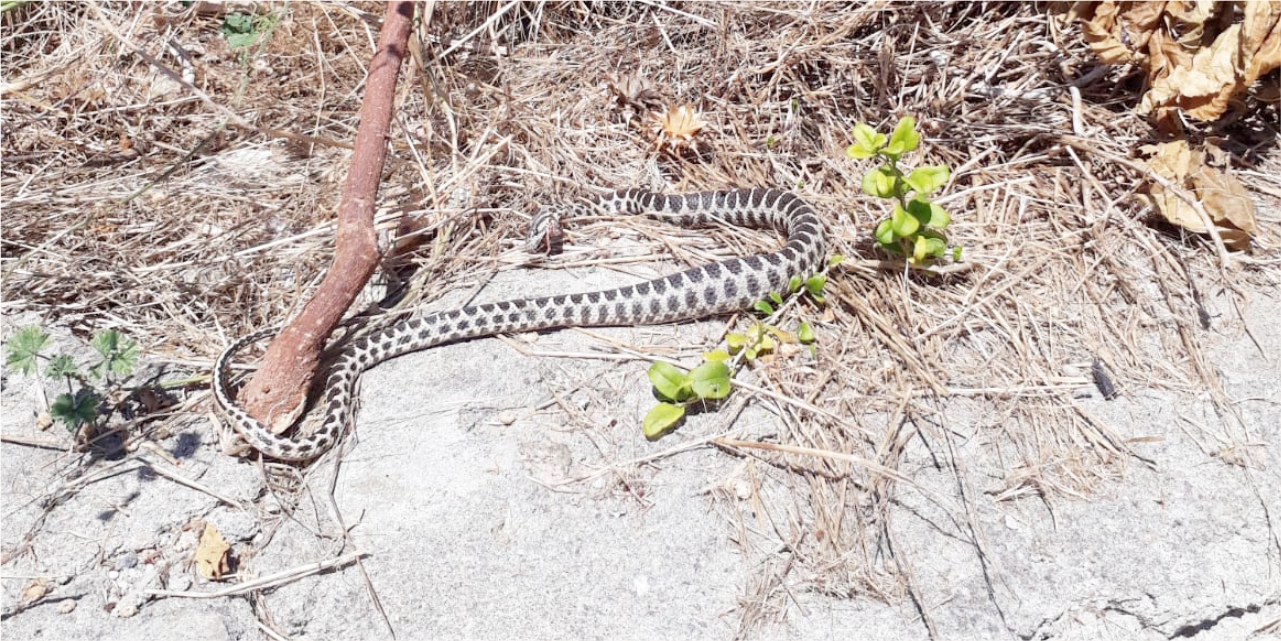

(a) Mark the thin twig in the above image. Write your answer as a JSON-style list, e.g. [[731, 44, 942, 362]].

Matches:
[[146, 551, 369, 599]]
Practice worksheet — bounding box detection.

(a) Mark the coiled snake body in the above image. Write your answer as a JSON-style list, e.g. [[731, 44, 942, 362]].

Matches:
[[213, 189, 825, 461]]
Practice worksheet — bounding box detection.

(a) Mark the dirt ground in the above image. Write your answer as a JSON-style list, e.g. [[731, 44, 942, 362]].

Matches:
[[3, 2, 1279, 640]]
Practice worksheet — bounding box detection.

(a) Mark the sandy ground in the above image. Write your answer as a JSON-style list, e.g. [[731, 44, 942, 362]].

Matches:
[[3, 257, 1278, 641]]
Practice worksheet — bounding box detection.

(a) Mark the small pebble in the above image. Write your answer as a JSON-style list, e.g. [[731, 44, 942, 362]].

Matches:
[[115, 552, 138, 571], [58, 600, 77, 614], [498, 411, 517, 426]]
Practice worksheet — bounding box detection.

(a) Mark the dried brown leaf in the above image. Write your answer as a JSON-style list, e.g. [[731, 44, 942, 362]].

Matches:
[[1164, 0, 1216, 37], [1079, 1, 1130, 64], [1068, 1, 1281, 124], [1242, 1, 1281, 84], [1140, 140, 1257, 250], [1144, 23, 1242, 121], [1194, 161, 1258, 235], [21, 579, 48, 605], [194, 523, 231, 580]]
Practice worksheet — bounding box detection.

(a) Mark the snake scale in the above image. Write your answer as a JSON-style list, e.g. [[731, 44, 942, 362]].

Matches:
[[213, 188, 825, 461]]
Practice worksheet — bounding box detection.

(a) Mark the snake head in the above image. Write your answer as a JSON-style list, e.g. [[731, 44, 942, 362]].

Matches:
[[526, 205, 567, 254]]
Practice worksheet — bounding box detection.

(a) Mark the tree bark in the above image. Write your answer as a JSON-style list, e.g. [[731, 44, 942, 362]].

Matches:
[[238, 2, 415, 435]]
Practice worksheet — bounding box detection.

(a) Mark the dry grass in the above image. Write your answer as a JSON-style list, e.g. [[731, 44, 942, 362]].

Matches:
[[3, 0, 1279, 630]]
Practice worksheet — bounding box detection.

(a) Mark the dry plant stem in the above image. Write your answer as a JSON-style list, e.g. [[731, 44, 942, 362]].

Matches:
[[240, 2, 415, 434], [715, 438, 920, 493], [146, 550, 369, 599]]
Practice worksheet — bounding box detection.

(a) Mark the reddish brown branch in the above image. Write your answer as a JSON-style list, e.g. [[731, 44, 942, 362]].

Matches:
[[238, 2, 415, 435]]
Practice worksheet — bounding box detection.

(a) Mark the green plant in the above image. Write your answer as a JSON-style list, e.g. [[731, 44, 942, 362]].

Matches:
[[5, 326, 138, 432], [847, 117, 960, 264], [643, 359, 732, 438], [641, 254, 841, 437], [726, 323, 784, 361], [220, 11, 279, 53]]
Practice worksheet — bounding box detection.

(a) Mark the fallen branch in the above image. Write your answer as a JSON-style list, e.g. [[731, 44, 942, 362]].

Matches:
[[239, 2, 416, 435]]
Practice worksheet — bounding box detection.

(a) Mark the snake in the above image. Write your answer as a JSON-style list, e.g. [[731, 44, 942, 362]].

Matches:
[[212, 188, 826, 461]]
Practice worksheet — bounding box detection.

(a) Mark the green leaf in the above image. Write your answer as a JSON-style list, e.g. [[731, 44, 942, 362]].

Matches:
[[643, 402, 686, 439], [90, 330, 119, 359], [688, 361, 732, 400], [884, 116, 919, 158], [90, 330, 139, 377], [769, 291, 783, 305], [726, 333, 747, 354], [763, 324, 789, 340], [221, 12, 253, 34], [229, 33, 257, 49], [755, 333, 776, 353], [906, 196, 950, 229], [827, 254, 844, 267], [846, 143, 871, 160], [754, 300, 775, 315], [846, 123, 885, 159], [891, 204, 920, 238], [45, 354, 79, 380], [804, 274, 827, 297], [861, 166, 898, 199], [919, 228, 948, 244], [703, 349, 731, 363], [874, 218, 896, 246], [904, 165, 951, 194], [647, 361, 690, 402], [798, 322, 815, 344], [221, 12, 275, 49], [952, 246, 963, 261], [5, 325, 49, 376], [51, 391, 99, 430], [787, 275, 802, 292], [221, 13, 257, 49], [912, 235, 947, 263]]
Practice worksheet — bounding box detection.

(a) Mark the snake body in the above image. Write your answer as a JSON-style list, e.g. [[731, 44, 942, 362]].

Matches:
[[213, 189, 825, 461]]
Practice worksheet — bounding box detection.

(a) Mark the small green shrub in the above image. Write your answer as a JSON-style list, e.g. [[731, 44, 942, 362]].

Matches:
[[5, 326, 138, 432], [847, 117, 960, 264]]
